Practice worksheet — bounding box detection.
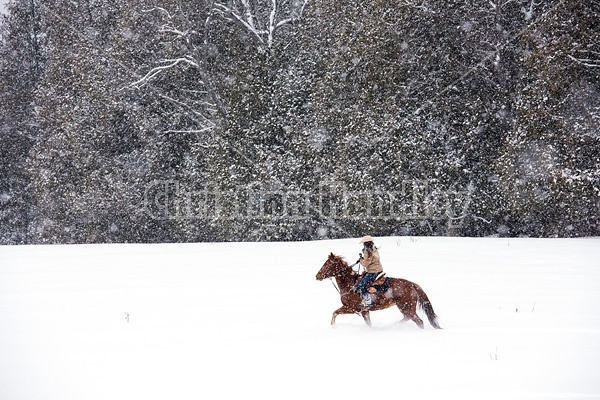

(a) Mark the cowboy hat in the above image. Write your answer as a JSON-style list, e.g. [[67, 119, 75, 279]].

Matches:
[[359, 235, 375, 244]]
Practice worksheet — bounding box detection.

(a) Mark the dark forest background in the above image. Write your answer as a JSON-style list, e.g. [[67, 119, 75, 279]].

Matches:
[[1, 0, 598, 243]]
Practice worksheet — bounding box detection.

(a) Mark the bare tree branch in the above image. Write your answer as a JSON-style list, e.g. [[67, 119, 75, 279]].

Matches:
[[567, 54, 600, 68], [213, 2, 267, 45], [142, 7, 174, 20], [214, 0, 310, 49], [130, 57, 200, 88]]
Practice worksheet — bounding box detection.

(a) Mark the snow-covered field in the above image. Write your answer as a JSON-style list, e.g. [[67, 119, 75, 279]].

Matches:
[[1, 237, 600, 399]]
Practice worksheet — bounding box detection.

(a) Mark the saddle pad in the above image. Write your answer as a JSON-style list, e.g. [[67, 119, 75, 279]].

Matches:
[[368, 277, 391, 293]]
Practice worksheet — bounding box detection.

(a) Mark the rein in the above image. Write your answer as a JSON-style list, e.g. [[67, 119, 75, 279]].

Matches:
[[328, 258, 361, 295], [329, 278, 340, 294]]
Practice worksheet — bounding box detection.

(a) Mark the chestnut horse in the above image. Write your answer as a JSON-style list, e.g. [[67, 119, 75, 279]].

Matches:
[[316, 253, 442, 329]]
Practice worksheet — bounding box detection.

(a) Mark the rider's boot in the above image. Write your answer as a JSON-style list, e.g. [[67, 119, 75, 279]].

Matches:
[[361, 293, 372, 308]]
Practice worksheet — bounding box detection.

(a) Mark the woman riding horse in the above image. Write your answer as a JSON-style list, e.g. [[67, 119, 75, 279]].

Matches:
[[316, 251, 442, 329], [358, 235, 383, 307]]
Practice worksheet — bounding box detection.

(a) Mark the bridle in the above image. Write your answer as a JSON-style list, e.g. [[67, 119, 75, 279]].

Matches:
[[326, 258, 361, 295]]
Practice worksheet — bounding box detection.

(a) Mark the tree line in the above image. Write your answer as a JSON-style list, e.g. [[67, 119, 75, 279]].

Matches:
[[1, 0, 598, 244]]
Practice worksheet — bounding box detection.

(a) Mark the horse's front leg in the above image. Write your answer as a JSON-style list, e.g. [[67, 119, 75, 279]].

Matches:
[[331, 305, 358, 326], [360, 311, 372, 327]]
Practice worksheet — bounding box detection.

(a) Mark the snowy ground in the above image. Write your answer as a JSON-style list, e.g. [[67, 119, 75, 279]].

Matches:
[[1, 237, 600, 399]]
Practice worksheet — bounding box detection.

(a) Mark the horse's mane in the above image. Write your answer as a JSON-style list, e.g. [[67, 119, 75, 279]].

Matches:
[[326, 253, 356, 276], [328, 253, 348, 265]]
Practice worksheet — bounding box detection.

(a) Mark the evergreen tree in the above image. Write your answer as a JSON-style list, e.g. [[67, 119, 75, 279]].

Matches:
[[496, 0, 600, 237], [27, 0, 189, 242], [1, 0, 597, 243], [0, 0, 46, 244]]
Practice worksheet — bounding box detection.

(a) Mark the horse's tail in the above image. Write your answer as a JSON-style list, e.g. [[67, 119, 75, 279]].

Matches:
[[414, 284, 442, 329]]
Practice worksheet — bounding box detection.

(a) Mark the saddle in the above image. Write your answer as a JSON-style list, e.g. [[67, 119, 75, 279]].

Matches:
[[357, 272, 389, 294]]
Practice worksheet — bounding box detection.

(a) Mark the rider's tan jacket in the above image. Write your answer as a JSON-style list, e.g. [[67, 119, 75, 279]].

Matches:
[[360, 248, 383, 273]]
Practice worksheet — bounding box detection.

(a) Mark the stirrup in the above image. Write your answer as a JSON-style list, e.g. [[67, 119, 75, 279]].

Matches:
[[361, 295, 372, 307]]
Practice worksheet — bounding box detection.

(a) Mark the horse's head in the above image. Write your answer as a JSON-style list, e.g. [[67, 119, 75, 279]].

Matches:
[[316, 253, 350, 281]]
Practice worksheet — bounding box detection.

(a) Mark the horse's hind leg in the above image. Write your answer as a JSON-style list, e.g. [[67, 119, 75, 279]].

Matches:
[[396, 302, 424, 329], [410, 313, 424, 329], [398, 312, 423, 328]]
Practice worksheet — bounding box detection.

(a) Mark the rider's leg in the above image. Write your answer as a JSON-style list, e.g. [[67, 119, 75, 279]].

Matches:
[[359, 272, 377, 305]]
